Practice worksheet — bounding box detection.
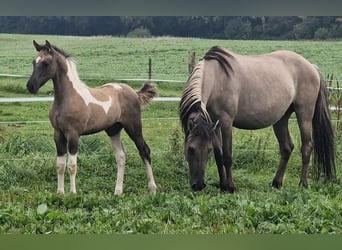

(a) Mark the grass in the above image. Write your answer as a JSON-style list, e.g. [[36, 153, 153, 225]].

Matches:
[[0, 34, 342, 234]]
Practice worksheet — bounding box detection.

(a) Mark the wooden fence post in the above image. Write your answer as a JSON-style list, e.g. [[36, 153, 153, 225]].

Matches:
[[188, 51, 196, 74], [148, 58, 152, 80]]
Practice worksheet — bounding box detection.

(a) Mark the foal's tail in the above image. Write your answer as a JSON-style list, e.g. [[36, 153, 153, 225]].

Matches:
[[137, 82, 158, 105], [312, 70, 336, 182]]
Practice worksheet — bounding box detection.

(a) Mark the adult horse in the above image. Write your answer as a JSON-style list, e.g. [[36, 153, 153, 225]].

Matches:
[[27, 40, 157, 195], [179, 46, 336, 192]]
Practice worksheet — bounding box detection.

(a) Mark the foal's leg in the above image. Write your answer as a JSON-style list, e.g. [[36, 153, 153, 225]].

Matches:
[[54, 130, 67, 194], [272, 114, 294, 188], [124, 124, 157, 194], [109, 133, 126, 195], [67, 132, 80, 194]]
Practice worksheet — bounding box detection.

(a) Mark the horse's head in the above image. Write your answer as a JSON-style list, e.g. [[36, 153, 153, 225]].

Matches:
[[27, 40, 59, 94], [184, 112, 219, 191]]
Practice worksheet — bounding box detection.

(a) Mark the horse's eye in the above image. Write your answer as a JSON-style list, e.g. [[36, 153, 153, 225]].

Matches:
[[42, 61, 49, 67], [188, 146, 196, 155]]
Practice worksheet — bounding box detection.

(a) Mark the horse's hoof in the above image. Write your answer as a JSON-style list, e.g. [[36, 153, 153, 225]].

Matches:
[[298, 180, 308, 188], [221, 185, 235, 193], [271, 180, 282, 189]]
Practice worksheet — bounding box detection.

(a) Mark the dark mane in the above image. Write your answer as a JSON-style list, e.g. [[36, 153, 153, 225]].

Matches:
[[52, 45, 72, 58], [179, 59, 212, 137], [203, 46, 234, 77], [40, 43, 71, 58]]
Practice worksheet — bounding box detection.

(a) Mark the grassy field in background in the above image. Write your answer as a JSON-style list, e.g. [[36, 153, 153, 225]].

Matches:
[[0, 34, 342, 234]]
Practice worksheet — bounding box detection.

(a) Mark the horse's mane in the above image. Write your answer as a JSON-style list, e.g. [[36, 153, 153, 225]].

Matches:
[[203, 46, 234, 77], [179, 46, 234, 135], [51, 45, 72, 59], [179, 60, 211, 134]]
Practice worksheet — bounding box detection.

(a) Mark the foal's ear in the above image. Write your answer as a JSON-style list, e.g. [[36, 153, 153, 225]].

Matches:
[[33, 40, 43, 51], [45, 40, 52, 53]]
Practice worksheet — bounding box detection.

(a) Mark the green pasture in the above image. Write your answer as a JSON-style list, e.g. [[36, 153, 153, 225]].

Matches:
[[0, 34, 342, 234]]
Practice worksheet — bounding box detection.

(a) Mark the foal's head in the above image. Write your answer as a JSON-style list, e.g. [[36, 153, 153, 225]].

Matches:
[[27, 40, 65, 94], [184, 112, 219, 191]]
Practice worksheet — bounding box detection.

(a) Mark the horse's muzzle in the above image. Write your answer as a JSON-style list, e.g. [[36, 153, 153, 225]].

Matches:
[[26, 80, 37, 94]]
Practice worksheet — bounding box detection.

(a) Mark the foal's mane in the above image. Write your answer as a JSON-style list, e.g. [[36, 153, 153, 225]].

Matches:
[[179, 46, 234, 135], [51, 45, 72, 59]]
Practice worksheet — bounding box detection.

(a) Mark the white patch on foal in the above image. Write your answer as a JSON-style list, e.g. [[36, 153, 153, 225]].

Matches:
[[66, 59, 112, 114], [35, 56, 42, 64], [106, 83, 122, 90], [56, 155, 67, 194]]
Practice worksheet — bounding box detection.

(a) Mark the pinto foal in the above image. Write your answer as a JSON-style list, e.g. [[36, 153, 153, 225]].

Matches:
[[27, 40, 157, 195]]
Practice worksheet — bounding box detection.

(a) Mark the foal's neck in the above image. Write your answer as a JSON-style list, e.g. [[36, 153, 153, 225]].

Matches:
[[52, 58, 84, 103]]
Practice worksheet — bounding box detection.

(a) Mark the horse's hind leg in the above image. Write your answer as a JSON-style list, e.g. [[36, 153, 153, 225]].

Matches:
[[272, 112, 294, 188], [297, 118, 313, 187], [110, 133, 126, 195], [124, 123, 157, 194], [106, 123, 127, 195], [54, 130, 67, 194]]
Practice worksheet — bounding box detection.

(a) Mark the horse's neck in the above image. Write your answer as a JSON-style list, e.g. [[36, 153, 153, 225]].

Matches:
[[52, 59, 88, 103]]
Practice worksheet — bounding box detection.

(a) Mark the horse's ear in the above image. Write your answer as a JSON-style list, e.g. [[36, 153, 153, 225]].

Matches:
[[210, 120, 220, 134], [45, 40, 52, 53], [33, 40, 43, 51]]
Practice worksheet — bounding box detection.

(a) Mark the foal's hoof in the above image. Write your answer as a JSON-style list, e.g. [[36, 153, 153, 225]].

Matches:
[[114, 188, 123, 196], [271, 180, 282, 189], [57, 190, 65, 195], [149, 183, 157, 195], [298, 180, 308, 188]]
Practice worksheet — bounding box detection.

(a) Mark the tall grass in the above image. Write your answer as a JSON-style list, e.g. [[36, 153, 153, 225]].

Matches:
[[0, 34, 341, 233]]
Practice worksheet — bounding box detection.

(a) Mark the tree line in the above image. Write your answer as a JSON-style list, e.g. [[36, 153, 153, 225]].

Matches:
[[1, 16, 342, 40]]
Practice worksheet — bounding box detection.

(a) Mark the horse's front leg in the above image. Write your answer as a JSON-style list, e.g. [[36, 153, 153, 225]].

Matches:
[[221, 120, 235, 193], [54, 130, 67, 194], [213, 131, 229, 192], [67, 132, 80, 194]]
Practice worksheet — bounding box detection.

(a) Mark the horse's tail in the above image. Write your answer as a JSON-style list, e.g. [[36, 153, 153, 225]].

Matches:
[[137, 82, 158, 105], [312, 68, 336, 181]]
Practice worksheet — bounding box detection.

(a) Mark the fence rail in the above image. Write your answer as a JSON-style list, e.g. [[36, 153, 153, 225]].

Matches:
[[0, 96, 181, 103], [1, 73, 342, 88]]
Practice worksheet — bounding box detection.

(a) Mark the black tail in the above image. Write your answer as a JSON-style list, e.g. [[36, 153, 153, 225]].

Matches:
[[312, 72, 336, 181]]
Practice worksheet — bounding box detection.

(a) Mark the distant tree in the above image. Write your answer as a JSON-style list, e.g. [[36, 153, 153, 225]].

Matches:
[[293, 22, 313, 39], [262, 16, 302, 39], [120, 16, 154, 35], [314, 27, 329, 40], [224, 17, 252, 39], [127, 27, 152, 38], [0, 16, 342, 40]]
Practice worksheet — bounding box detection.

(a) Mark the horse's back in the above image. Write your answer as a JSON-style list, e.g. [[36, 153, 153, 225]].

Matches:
[[207, 49, 320, 129]]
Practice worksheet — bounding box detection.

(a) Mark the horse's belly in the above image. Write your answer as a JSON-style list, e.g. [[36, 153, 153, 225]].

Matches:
[[233, 106, 289, 130]]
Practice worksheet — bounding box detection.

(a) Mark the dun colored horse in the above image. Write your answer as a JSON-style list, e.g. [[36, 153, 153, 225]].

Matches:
[[27, 40, 157, 195], [180, 46, 336, 192]]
